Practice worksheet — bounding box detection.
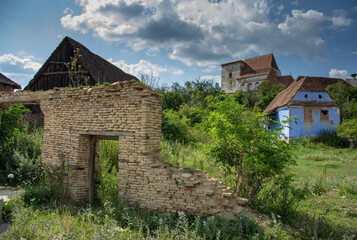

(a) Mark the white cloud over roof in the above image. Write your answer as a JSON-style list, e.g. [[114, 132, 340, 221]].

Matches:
[[329, 68, 348, 78], [61, 0, 353, 66]]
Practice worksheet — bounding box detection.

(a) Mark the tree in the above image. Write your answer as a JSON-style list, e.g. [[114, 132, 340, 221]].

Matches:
[[255, 80, 285, 110], [326, 82, 357, 119], [162, 92, 184, 111], [200, 95, 295, 202], [140, 70, 160, 90]]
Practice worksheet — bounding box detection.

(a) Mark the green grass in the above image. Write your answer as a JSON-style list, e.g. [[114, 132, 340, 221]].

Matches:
[[289, 141, 357, 239], [290, 142, 357, 182], [3, 133, 357, 239], [4, 197, 267, 240], [161, 139, 357, 239]]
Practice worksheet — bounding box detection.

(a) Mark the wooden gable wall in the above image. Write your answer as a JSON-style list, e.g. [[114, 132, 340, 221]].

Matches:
[[29, 43, 94, 91]]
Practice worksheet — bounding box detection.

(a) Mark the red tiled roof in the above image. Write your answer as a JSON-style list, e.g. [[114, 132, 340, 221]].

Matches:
[[265, 76, 344, 113], [241, 53, 279, 75], [295, 76, 343, 90]]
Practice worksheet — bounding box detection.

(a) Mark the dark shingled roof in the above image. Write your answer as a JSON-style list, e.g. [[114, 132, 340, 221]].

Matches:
[[0, 73, 21, 89], [294, 76, 343, 89], [265, 76, 344, 113], [277, 75, 294, 87], [25, 36, 138, 90]]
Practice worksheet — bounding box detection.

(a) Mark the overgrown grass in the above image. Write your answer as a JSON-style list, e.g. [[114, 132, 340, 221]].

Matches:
[[0, 126, 44, 186], [3, 127, 356, 239], [96, 140, 120, 204], [160, 139, 357, 239], [4, 196, 268, 240], [288, 139, 357, 239]]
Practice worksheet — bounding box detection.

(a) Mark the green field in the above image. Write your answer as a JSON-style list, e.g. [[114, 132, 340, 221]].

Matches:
[[2, 139, 356, 239], [290, 141, 357, 238]]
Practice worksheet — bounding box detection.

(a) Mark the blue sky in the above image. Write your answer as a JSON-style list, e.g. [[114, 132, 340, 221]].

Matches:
[[1, 0, 356, 89]]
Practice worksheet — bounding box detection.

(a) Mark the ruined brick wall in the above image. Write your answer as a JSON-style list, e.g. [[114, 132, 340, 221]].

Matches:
[[0, 81, 251, 218], [39, 81, 162, 202]]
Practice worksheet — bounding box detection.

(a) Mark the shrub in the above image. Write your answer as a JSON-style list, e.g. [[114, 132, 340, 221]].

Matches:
[[22, 159, 72, 207], [336, 118, 357, 148], [0, 105, 45, 186], [200, 95, 295, 203], [162, 109, 203, 143]]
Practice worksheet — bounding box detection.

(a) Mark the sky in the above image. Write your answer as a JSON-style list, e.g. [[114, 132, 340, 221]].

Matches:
[[0, 0, 356, 89]]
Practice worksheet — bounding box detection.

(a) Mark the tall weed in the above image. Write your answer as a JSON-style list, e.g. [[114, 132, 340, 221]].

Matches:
[[313, 130, 349, 148]]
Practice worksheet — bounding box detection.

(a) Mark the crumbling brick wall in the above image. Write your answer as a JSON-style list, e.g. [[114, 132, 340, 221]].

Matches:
[[0, 81, 250, 218]]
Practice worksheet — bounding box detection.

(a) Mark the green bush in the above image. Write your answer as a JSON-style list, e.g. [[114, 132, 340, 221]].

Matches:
[[22, 159, 72, 207], [0, 105, 44, 186], [162, 109, 203, 143], [336, 118, 357, 148], [200, 95, 295, 203]]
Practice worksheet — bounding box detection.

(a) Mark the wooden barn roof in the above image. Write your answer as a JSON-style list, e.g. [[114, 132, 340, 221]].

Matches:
[[265, 76, 344, 113], [25, 36, 138, 90], [0, 73, 21, 89]]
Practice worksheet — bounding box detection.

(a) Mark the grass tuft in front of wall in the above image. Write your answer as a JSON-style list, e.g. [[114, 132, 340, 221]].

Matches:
[[4, 196, 268, 240]]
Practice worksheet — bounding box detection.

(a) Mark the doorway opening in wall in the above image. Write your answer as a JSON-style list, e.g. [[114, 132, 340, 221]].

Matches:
[[89, 136, 120, 204]]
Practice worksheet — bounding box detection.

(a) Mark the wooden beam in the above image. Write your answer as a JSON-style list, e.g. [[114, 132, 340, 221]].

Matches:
[[42, 71, 89, 76], [0, 93, 48, 105], [50, 61, 71, 64], [69, 130, 134, 137]]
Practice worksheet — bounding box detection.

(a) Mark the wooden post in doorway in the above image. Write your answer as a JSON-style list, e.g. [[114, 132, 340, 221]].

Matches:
[[88, 136, 97, 203]]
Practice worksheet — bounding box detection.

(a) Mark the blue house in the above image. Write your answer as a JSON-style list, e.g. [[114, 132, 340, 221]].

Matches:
[[265, 77, 343, 139]]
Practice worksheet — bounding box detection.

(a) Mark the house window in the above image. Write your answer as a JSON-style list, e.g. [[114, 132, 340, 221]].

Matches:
[[321, 110, 329, 121], [229, 72, 232, 78], [304, 94, 308, 98], [318, 94, 322, 99]]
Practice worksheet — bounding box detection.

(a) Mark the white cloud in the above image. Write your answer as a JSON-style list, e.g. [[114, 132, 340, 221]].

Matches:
[[172, 69, 184, 75], [0, 53, 42, 88], [351, 51, 357, 55], [0, 53, 41, 72], [329, 69, 348, 78], [332, 16, 352, 27], [61, 0, 350, 66], [331, 9, 353, 27], [200, 75, 221, 85], [108, 58, 167, 78], [64, 7, 73, 14]]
